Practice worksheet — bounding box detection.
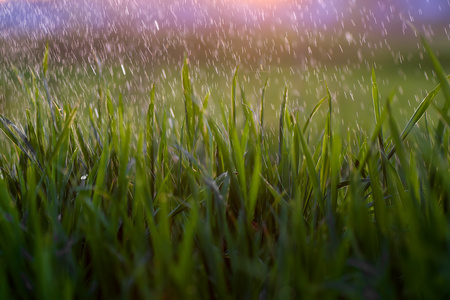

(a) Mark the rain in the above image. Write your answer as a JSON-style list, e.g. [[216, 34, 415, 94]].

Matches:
[[0, 0, 449, 131], [0, 1, 450, 298]]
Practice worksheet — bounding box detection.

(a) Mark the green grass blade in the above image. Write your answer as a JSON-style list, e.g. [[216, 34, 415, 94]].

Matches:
[[231, 66, 239, 127], [260, 76, 269, 141], [386, 99, 409, 182], [330, 134, 342, 211], [182, 56, 194, 143], [75, 125, 92, 167], [230, 126, 247, 203], [387, 76, 449, 159], [420, 36, 450, 107], [146, 84, 156, 198], [248, 145, 261, 220], [295, 121, 323, 213], [47, 108, 77, 163], [43, 77, 58, 131], [43, 42, 49, 78], [371, 68, 382, 124], [0, 114, 42, 172], [92, 139, 111, 207], [303, 95, 327, 133], [279, 87, 288, 163]]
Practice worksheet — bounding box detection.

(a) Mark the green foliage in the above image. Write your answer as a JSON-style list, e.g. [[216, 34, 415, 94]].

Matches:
[[0, 38, 449, 299]]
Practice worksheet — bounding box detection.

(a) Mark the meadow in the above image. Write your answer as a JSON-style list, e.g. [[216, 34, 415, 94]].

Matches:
[[0, 32, 449, 299]]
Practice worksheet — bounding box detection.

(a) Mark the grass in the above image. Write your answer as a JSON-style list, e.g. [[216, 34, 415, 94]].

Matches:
[[0, 37, 449, 299]]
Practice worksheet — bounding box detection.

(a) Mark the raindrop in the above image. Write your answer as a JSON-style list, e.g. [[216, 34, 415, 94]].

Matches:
[[345, 32, 354, 44]]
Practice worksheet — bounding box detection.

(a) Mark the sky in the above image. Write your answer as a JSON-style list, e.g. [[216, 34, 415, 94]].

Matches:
[[0, 0, 449, 35]]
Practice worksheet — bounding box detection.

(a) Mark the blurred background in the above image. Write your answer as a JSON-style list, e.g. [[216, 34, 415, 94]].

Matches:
[[0, 0, 449, 132]]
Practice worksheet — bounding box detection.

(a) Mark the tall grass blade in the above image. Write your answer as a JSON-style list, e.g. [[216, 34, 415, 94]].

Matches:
[[295, 121, 323, 214], [43, 42, 49, 78], [303, 95, 327, 133], [247, 145, 261, 220], [92, 139, 111, 207], [371, 68, 387, 187], [419, 37, 450, 106], [260, 76, 269, 142], [387, 75, 449, 159], [0, 114, 43, 172], [371, 68, 382, 124], [279, 87, 288, 163], [231, 66, 239, 127], [230, 126, 247, 204], [47, 108, 77, 163], [182, 56, 194, 143], [146, 84, 156, 198]]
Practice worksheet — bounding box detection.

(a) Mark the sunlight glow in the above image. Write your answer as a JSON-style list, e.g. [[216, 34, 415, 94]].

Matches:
[[219, 0, 298, 6]]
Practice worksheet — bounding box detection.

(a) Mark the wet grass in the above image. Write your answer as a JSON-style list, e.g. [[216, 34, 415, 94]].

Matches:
[[0, 38, 449, 299]]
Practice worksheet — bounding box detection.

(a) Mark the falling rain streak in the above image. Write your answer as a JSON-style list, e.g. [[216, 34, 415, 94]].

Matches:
[[0, 0, 448, 131]]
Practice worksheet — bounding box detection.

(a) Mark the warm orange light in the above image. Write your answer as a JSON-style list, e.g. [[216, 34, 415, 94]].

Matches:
[[220, 0, 296, 5]]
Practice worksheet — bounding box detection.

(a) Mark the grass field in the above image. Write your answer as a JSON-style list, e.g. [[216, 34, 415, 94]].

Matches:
[[2, 29, 448, 132], [0, 33, 449, 299]]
